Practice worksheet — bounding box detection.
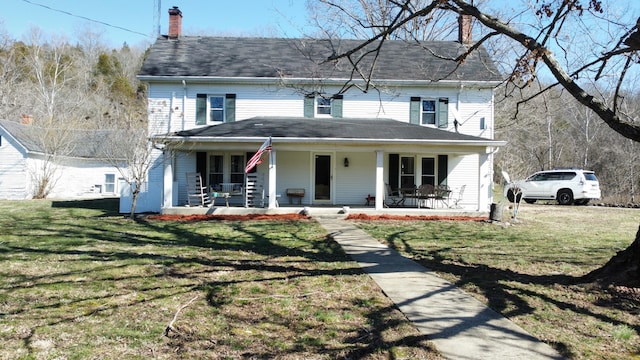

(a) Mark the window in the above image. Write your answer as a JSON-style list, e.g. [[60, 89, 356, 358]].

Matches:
[[208, 154, 246, 190], [317, 98, 332, 115], [196, 93, 236, 124], [422, 100, 436, 125], [304, 94, 343, 118], [105, 174, 115, 193], [421, 158, 435, 186], [230, 155, 245, 183], [410, 97, 448, 128], [209, 155, 224, 190], [209, 96, 224, 122], [400, 156, 415, 188]]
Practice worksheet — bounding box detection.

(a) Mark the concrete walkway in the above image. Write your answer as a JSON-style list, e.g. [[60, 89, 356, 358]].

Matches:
[[315, 216, 564, 360]]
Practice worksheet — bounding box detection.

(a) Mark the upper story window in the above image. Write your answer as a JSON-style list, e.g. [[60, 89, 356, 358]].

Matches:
[[410, 97, 448, 128], [304, 94, 343, 118], [209, 96, 225, 122], [422, 100, 436, 125], [196, 93, 236, 125], [317, 98, 332, 115]]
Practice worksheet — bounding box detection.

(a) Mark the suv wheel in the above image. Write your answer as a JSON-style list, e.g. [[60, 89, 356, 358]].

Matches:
[[557, 189, 574, 205]]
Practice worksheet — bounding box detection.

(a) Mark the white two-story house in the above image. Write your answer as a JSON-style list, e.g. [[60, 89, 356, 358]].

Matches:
[[124, 7, 505, 214]]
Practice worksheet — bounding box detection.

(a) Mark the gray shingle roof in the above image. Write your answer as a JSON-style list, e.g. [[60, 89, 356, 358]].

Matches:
[[0, 119, 129, 159], [140, 37, 501, 82], [170, 117, 500, 144]]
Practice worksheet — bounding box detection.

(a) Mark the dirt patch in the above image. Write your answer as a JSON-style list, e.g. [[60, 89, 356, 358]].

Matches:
[[346, 213, 487, 221], [145, 213, 310, 222]]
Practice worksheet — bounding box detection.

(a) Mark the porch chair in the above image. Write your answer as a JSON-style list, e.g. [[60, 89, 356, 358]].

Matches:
[[186, 172, 211, 207], [449, 185, 466, 209], [434, 185, 452, 208], [416, 184, 436, 208], [384, 183, 403, 207]]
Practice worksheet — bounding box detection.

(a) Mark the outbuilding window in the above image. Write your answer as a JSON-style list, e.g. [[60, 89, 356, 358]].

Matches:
[[105, 174, 116, 193]]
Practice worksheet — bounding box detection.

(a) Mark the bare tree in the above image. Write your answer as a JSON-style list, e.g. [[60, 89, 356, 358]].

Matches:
[[317, 0, 640, 285]]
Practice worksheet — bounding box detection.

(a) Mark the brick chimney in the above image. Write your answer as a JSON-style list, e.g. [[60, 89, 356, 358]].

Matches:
[[458, 14, 472, 44], [168, 6, 182, 39]]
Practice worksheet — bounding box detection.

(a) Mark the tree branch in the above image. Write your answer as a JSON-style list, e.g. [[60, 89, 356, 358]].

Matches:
[[451, 0, 640, 142]]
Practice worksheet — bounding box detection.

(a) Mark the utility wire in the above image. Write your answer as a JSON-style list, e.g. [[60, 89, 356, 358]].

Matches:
[[21, 0, 150, 38]]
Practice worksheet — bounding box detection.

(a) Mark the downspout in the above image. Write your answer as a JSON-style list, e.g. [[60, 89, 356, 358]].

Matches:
[[456, 84, 464, 131], [168, 92, 174, 133], [182, 80, 187, 130]]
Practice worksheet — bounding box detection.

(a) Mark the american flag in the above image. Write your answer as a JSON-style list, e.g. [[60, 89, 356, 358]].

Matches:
[[245, 137, 272, 173]]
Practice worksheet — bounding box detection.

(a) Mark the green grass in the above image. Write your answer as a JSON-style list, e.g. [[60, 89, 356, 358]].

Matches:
[[351, 203, 640, 359], [0, 199, 440, 359]]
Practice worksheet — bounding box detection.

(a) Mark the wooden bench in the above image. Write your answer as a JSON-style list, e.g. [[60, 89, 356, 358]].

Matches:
[[286, 188, 305, 205]]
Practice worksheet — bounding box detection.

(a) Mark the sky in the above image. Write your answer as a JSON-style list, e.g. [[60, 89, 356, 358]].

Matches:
[[2, 0, 312, 48]]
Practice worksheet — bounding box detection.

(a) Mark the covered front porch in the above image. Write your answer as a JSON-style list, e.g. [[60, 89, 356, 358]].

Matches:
[[153, 117, 505, 214]]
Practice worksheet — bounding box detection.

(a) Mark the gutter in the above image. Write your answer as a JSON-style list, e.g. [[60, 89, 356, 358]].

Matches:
[[137, 75, 502, 89], [154, 135, 506, 147]]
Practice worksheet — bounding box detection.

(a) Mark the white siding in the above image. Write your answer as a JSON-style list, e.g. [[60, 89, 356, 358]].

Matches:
[[333, 151, 377, 205], [26, 155, 124, 199], [448, 154, 480, 210], [0, 134, 29, 199], [140, 80, 498, 212], [146, 82, 495, 135], [275, 151, 311, 205]]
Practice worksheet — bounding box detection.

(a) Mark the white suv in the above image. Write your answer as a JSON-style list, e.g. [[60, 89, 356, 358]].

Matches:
[[505, 169, 601, 205]]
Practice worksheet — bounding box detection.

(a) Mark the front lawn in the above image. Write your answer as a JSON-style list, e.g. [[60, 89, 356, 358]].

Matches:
[[0, 199, 440, 359], [351, 204, 640, 359]]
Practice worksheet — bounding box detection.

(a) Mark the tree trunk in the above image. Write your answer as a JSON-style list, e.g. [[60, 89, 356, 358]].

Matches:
[[583, 225, 640, 288]]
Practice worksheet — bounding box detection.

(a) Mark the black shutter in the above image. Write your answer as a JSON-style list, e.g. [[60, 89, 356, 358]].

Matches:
[[437, 155, 448, 186], [196, 152, 207, 184], [389, 154, 399, 191]]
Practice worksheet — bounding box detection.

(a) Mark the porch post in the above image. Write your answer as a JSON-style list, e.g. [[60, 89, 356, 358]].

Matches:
[[268, 149, 277, 209], [163, 149, 173, 209], [375, 150, 384, 210]]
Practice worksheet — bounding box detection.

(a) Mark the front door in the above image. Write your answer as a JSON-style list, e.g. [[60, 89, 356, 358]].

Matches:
[[314, 154, 331, 202]]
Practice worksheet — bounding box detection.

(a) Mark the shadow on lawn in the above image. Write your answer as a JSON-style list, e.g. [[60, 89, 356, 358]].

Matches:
[[3, 199, 437, 358], [381, 235, 640, 358], [51, 197, 120, 214]]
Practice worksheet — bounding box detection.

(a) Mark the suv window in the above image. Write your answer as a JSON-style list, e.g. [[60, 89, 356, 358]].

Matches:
[[584, 172, 598, 181], [529, 173, 548, 181], [558, 172, 577, 180]]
